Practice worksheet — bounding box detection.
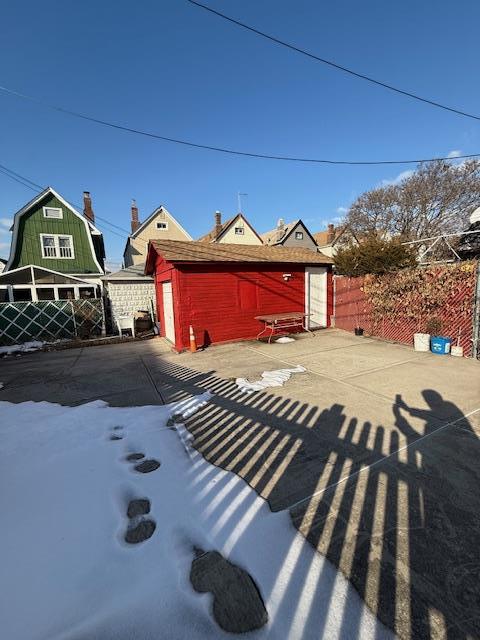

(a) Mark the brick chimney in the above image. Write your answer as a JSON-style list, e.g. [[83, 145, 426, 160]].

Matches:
[[83, 191, 95, 224], [327, 223, 335, 244], [131, 199, 140, 234], [214, 210, 222, 238]]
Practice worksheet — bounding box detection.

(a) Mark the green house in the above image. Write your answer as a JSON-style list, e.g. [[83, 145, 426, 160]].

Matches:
[[1, 187, 105, 303]]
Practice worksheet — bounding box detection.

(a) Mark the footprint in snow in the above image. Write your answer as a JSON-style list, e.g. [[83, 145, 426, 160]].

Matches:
[[125, 452, 161, 474], [109, 425, 124, 441], [124, 498, 156, 544], [190, 547, 268, 633]]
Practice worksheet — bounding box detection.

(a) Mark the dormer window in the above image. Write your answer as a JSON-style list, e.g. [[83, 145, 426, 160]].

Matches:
[[295, 231, 304, 240], [156, 221, 168, 230], [234, 227, 244, 235], [43, 206, 63, 219]]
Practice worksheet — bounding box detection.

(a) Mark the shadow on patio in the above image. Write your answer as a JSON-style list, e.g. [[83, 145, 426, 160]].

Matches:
[[151, 356, 480, 640]]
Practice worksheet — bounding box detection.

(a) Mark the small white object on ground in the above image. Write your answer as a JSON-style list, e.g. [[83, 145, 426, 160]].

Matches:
[[275, 336, 295, 344], [236, 365, 306, 394], [0, 395, 392, 640], [0, 340, 45, 356]]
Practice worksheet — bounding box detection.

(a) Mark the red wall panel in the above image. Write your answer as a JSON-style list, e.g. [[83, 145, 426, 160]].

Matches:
[[175, 264, 306, 350], [153, 260, 333, 351]]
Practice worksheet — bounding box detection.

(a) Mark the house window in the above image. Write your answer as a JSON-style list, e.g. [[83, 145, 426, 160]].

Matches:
[[295, 231, 304, 240], [37, 288, 55, 300], [40, 234, 74, 259], [156, 222, 168, 230], [43, 206, 63, 219], [234, 227, 245, 235]]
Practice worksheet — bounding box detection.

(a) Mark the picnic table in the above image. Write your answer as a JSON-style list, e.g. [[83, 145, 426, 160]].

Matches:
[[255, 312, 313, 343]]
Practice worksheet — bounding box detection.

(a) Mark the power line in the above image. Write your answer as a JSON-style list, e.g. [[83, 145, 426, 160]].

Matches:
[[0, 163, 132, 245], [1, 84, 480, 166], [186, 0, 480, 123]]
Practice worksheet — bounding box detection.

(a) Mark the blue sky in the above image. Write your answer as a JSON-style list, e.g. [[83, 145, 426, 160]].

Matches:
[[1, 0, 479, 267]]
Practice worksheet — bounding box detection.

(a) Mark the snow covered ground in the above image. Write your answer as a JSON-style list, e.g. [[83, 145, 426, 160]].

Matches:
[[0, 395, 393, 640], [0, 340, 45, 356]]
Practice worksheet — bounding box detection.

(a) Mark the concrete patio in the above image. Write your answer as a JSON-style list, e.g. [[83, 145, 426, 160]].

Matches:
[[1, 328, 479, 639]]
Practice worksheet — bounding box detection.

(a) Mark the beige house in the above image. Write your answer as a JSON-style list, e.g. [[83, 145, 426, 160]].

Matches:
[[262, 219, 318, 251], [123, 200, 192, 267], [198, 211, 263, 245], [313, 224, 357, 257]]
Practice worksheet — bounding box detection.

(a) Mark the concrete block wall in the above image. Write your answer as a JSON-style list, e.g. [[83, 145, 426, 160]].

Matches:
[[106, 280, 156, 323]]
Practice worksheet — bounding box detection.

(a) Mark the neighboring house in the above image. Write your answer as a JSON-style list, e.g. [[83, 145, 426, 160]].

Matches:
[[0, 188, 105, 302], [198, 211, 263, 245], [313, 224, 357, 258], [145, 239, 333, 351], [261, 219, 318, 251], [101, 265, 155, 330], [457, 206, 480, 260], [123, 201, 192, 267]]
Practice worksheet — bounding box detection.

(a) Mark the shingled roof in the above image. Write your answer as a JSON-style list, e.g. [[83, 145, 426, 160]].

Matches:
[[146, 239, 333, 271]]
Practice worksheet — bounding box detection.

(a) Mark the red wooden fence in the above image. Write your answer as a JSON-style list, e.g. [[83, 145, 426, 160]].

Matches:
[[334, 263, 477, 356]]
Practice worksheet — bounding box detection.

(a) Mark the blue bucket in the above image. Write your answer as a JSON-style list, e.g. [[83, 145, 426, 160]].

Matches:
[[430, 336, 452, 355]]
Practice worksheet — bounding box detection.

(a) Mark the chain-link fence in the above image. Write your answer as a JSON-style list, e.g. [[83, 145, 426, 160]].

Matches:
[[0, 299, 105, 346], [334, 261, 479, 357]]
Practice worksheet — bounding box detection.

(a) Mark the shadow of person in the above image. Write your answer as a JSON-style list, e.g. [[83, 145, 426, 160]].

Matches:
[[391, 390, 480, 640]]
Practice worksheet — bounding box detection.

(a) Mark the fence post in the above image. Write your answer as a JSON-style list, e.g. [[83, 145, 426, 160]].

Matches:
[[100, 298, 106, 337], [472, 261, 480, 359], [69, 300, 78, 338]]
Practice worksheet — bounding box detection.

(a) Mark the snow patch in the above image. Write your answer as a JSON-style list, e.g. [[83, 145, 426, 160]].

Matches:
[[0, 340, 45, 356], [0, 396, 392, 640], [236, 366, 307, 394], [275, 336, 295, 343]]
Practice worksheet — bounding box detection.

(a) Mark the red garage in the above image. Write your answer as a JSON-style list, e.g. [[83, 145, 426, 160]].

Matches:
[[145, 240, 334, 352]]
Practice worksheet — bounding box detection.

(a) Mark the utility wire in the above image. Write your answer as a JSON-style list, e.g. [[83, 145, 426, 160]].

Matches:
[[0, 163, 132, 244], [1, 84, 479, 166], [186, 0, 480, 122]]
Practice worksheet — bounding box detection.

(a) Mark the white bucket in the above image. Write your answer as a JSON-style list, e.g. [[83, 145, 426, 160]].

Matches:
[[414, 333, 430, 352], [451, 345, 464, 357]]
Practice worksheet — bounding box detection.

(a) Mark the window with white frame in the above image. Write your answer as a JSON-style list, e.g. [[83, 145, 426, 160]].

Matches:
[[156, 221, 168, 230], [295, 231, 304, 240], [234, 227, 245, 235], [40, 234, 74, 259], [43, 206, 63, 219]]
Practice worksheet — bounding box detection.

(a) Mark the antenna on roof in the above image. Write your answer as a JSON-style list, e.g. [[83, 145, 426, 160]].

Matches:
[[237, 192, 248, 213]]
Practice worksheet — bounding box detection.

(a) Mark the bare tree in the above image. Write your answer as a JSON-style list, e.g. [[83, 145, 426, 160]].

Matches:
[[345, 160, 480, 241]]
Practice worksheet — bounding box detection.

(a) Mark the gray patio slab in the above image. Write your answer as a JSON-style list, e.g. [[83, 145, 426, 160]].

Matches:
[[1, 330, 479, 639]]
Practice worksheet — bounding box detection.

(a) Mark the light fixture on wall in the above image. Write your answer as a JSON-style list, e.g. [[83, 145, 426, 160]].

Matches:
[[282, 273, 293, 281]]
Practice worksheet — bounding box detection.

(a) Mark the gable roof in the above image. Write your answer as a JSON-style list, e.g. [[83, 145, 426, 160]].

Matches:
[[313, 224, 355, 247], [129, 205, 193, 241], [146, 239, 333, 273], [198, 213, 263, 243], [261, 219, 318, 247], [0, 264, 97, 285], [101, 264, 153, 281], [4, 187, 104, 273], [261, 220, 298, 245]]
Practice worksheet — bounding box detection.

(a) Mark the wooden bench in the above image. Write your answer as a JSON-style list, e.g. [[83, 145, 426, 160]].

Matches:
[[255, 312, 313, 343]]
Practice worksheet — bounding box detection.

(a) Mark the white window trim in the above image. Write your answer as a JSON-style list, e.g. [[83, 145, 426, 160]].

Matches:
[[156, 221, 168, 230], [42, 206, 63, 219], [295, 231, 304, 240], [40, 233, 75, 259], [234, 227, 245, 235]]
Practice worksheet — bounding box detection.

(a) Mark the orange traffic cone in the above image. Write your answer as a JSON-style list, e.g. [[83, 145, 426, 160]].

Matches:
[[189, 325, 197, 353]]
